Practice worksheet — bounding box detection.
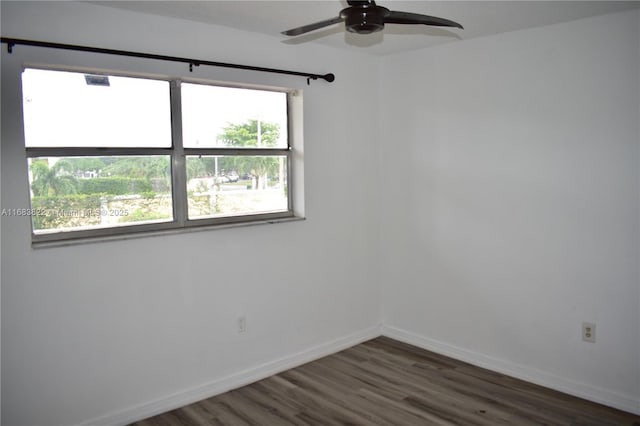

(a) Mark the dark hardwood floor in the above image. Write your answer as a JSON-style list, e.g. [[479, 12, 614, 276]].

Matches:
[[131, 337, 640, 425]]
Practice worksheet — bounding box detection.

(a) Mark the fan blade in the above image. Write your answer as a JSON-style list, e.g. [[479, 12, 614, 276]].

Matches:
[[385, 11, 463, 29], [347, 0, 373, 5], [282, 16, 344, 36]]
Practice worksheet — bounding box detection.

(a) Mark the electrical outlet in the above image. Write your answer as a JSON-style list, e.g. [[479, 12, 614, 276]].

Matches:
[[582, 322, 595, 343], [238, 316, 247, 333]]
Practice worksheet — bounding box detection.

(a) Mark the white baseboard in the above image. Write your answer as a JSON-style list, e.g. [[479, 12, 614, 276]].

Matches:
[[80, 325, 382, 426], [381, 324, 640, 416]]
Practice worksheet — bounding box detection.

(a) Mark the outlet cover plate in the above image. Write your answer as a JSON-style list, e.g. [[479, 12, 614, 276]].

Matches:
[[582, 322, 596, 343]]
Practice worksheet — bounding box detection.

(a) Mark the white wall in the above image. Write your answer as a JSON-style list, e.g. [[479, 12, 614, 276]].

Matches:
[[2, 2, 639, 425], [0, 2, 381, 425], [380, 9, 640, 413]]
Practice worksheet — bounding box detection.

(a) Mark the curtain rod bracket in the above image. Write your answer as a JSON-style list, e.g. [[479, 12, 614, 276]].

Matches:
[[189, 62, 200, 73], [7, 42, 14, 54]]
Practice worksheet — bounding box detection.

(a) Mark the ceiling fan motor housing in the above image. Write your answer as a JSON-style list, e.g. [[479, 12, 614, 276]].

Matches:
[[341, 5, 389, 34]]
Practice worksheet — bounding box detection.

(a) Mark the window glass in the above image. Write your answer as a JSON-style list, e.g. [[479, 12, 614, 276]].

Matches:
[[181, 83, 288, 148], [22, 69, 171, 148], [27, 156, 173, 234], [186, 155, 288, 219]]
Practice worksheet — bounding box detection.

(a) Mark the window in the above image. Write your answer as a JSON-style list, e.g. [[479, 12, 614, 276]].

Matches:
[[21, 68, 296, 243]]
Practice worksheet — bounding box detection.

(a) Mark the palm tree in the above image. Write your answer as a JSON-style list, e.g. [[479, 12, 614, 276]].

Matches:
[[30, 159, 78, 196]]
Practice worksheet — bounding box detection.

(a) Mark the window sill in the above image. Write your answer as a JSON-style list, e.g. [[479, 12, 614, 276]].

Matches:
[[31, 216, 306, 249]]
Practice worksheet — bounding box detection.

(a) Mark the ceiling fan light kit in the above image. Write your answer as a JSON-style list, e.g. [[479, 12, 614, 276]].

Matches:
[[282, 0, 463, 37], [342, 5, 386, 34]]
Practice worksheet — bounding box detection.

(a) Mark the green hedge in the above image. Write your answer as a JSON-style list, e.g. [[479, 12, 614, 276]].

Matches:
[[77, 177, 152, 195]]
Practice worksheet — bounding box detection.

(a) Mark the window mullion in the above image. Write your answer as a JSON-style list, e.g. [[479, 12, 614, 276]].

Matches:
[[170, 80, 188, 226]]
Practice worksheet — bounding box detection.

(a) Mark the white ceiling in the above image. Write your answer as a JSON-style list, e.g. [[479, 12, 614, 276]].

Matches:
[[89, 1, 640, 56]]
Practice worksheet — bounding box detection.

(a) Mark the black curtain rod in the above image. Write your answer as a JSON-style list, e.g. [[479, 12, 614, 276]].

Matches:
[[0, 37, 335, 84]]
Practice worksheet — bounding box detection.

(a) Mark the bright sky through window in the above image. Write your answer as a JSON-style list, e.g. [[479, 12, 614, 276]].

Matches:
[[181, 83, 288, 148], [22, 69, 288, 149], [22, 69, 172, 148]]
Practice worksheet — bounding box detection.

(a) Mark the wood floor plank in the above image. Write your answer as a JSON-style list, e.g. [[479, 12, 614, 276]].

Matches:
[[355, 387, 456, 426], [130, 337, 640, 426], [311, 357, 410, 401], [280, 369, 389, 425], [364, 350, 584, 426], [371, 356, 570, 425], [232, 385, 308, 426], [294, 365, 430, 426]]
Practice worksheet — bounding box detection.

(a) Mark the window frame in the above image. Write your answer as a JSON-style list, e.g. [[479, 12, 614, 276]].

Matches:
[[24, 67, 297, 245]]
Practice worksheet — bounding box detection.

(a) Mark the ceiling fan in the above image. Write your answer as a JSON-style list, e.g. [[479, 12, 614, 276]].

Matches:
[[282, 0, 463, 36]]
